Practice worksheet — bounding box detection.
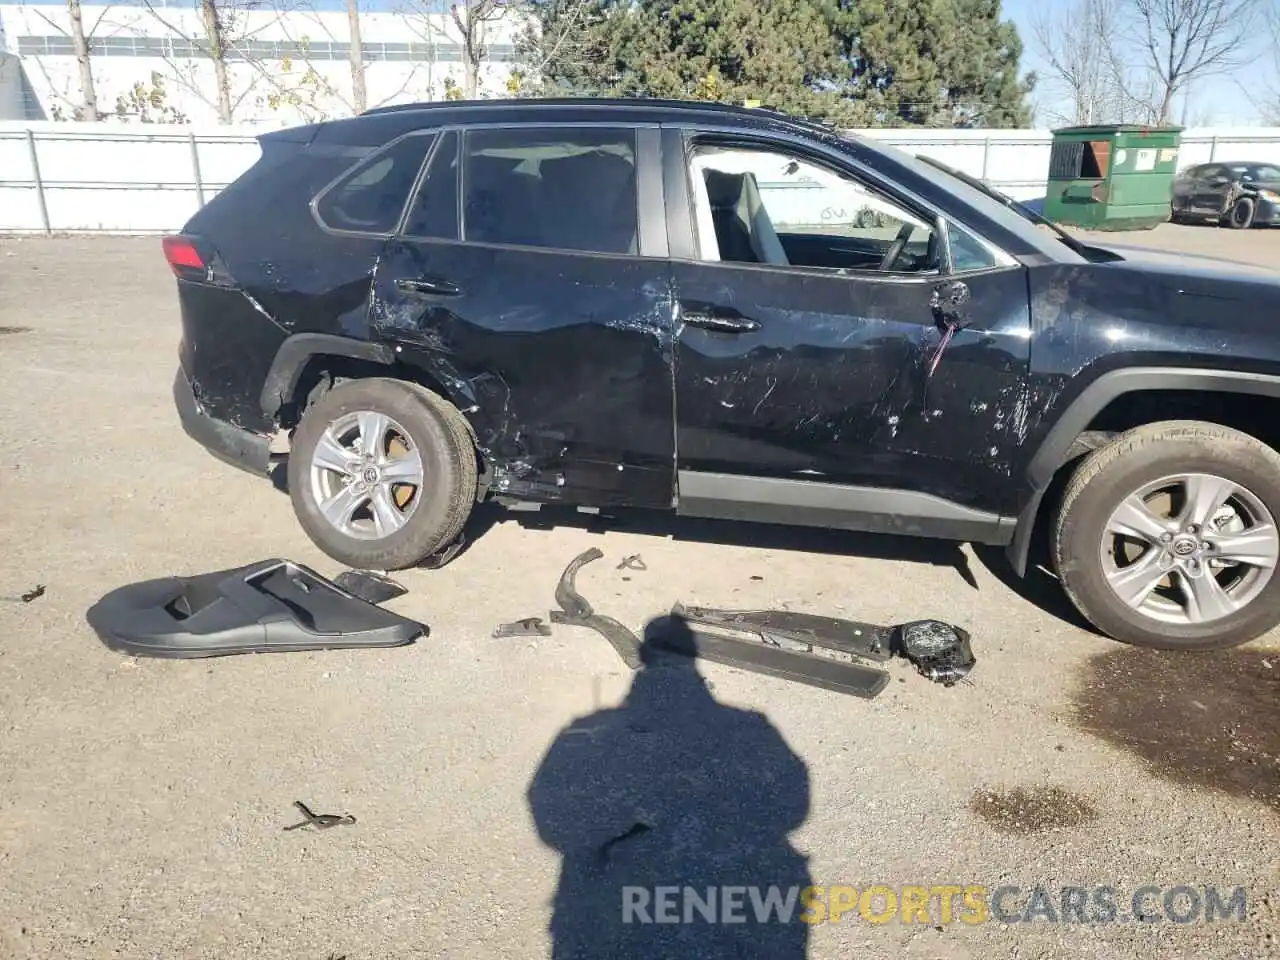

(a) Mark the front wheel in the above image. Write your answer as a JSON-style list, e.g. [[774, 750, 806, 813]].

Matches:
[[286, 378, 477, 570], [1052, 421, 1280, 650], [1226, 197, 1255, 229]]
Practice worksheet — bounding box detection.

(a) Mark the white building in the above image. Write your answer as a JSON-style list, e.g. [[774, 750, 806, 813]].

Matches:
[[0, 0, 527, 126]]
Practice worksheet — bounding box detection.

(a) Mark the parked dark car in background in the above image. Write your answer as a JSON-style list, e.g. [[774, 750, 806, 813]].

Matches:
[[165, 99, 1280, 653], [1172, 161, 1280, 229]]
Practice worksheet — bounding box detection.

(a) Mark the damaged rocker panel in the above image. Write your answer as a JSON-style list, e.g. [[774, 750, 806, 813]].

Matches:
[[675, 470, 1015, 545]]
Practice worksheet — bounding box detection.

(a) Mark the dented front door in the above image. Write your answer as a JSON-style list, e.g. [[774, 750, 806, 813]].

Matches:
[[671, 262, 1033, 516]]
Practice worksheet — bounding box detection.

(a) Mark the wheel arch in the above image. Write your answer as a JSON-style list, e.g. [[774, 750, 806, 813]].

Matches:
[[1007, 367, 1280, 576], [260, 333, 473, 438]]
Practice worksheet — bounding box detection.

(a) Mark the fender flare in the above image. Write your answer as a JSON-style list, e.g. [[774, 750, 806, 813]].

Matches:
[[259, 333, 396, 418], [1007, 366, 1280, 576]]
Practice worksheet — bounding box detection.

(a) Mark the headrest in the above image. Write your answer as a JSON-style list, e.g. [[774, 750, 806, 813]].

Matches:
[[703, 169, 746, 208]]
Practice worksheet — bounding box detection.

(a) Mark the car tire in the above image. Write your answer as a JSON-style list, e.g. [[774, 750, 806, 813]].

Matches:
[[1226, 197, 1255, 229], [287, 377, 478, 571], [1052, 420, 1280, 651]]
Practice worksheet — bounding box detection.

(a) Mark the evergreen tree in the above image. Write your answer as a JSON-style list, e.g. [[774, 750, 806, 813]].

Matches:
[[826, 0, 1033, 126], [518, 0, 1034, 127]]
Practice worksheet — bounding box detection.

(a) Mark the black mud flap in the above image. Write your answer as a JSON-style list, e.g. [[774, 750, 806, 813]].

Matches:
[[86, 560, 426, 659], [646, 614, 890, 700]]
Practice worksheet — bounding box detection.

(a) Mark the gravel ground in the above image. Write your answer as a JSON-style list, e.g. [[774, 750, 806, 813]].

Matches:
[[1, 225, 1278, 960]]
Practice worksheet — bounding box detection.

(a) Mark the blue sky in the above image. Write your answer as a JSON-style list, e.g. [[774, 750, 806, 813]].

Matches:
[[1003, 0, 1277, 126]]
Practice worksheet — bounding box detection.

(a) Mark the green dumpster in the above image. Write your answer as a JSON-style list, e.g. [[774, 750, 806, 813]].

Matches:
[[1042, 125, 1183, 231]]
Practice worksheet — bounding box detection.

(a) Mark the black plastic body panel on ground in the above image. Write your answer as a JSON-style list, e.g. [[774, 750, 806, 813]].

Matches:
[[645, 615, 890, 699], [673, 603, 895, 661], [86, 559, 425, 658]]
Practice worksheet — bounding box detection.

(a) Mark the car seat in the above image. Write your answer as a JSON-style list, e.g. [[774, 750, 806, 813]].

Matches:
[[538, 151, 638, 254], [701, 169, 789, 266]]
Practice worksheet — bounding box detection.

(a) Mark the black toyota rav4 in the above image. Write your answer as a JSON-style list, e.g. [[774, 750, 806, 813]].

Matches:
[[166, 98, 1280, 652]]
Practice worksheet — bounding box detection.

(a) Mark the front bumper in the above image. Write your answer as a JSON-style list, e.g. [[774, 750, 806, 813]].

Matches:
[[173, 367, 271, 476], [1252, 197, 1280, 226]]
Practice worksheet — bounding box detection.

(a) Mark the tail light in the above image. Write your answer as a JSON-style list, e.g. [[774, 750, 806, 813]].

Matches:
[[162, 234, 208, 280]]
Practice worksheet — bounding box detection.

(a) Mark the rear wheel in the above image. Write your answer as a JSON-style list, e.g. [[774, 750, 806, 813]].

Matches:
[[1052, 421, 1280, 650], [287, 378, 477, 570]]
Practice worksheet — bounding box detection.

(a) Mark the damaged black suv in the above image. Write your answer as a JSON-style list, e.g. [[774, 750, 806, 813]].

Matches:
[[167, 98, 1280, 652]]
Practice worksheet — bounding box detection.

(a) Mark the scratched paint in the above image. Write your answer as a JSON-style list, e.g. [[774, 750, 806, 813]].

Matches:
[[165, 97, 1280, 539]]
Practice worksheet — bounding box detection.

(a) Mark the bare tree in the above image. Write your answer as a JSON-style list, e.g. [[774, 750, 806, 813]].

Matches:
[[1123, 0, 1262, 124], [264, 0, 426, 119], [67, 0, 100, 120], [142, 0, 240, 121], [346, 0, 367, 112], [1031, 0, 1125, 125], [450, 0, 505, 98], [200, 0, 235, 121], [397, 0, 460, 99], [1265, 4, 1280, 123], [30, 1, 112, 119]]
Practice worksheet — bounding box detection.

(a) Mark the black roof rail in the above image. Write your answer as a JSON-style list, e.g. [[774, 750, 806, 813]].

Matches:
[[355, 96, 817, 121]]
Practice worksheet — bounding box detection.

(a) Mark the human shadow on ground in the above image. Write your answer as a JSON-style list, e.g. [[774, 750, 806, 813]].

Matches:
[[526, 615, 814, 959]]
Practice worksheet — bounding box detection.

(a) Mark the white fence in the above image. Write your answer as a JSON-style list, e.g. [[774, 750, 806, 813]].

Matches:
[[2, 120, 1280, 234]]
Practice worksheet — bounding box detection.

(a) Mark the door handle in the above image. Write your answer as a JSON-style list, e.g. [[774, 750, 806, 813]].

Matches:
[[682, 310, 762, 334], [396, 277, 462, 297]]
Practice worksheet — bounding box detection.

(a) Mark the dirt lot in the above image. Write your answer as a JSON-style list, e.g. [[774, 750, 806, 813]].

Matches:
[[1, 224, 1278, 960]]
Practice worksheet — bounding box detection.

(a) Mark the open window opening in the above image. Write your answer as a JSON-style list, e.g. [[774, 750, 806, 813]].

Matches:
[[687, 144, 942, 275]]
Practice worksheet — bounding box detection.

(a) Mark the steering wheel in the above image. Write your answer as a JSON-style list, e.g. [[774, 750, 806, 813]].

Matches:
[[879, 222, 915, 272]]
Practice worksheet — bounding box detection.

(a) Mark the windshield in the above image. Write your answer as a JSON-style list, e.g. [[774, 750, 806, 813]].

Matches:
[[850, 137, 1081, 262], [1236, 164, 1280, 182]]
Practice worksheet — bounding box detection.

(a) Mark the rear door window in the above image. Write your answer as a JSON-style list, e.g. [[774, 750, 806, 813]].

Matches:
[[314, 132, 436, 235], [461, 127, 639, 254]]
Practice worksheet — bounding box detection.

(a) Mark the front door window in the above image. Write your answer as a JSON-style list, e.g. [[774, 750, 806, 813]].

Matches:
[[687, 145, 941, 275]]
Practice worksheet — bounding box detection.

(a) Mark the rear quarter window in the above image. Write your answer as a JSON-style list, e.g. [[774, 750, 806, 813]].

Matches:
[[314, 133, 437, 235]]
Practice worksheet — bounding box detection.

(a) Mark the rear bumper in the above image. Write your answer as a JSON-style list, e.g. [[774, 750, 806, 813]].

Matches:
[[173, 367, 271, 476]]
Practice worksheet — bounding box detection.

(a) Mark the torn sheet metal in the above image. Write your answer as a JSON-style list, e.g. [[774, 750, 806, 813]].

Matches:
[[283, 800, 357, 831], [332, 569, 408, 605], [2, 584, 46, 604], [550, 548, 643, 670], [420, 532, 467, 570], [493, 617, 553, 638], [86, 559, 425, 659]]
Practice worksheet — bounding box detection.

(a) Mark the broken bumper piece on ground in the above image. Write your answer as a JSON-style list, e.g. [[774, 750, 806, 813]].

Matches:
[[663, 604, 975, 693], [550, 547, 644, 670], [332, 569, 409, 605], [86, 559, 426, 659], [645, 614, 892, 699]]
